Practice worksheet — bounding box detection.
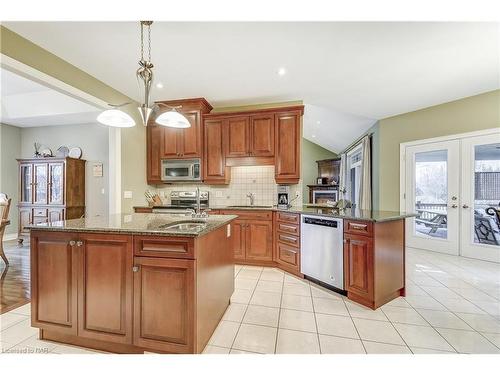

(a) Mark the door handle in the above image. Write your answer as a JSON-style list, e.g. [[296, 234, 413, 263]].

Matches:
[[450, 204, 458, 208], [462, 204, 470, 209]]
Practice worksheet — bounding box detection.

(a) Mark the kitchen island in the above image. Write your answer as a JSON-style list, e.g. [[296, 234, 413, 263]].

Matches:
[[28, 213, 236, 354]]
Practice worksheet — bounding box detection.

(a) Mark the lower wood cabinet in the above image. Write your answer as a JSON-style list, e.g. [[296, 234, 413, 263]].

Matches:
[[78, 234, 134, 344], [343, 233, 373, 301], [273, 211, 301, 276], [231, 219, 246, 261], [132, 257, 195, 353]]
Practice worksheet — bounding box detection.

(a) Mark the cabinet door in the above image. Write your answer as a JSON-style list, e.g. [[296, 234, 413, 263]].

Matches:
[[163, 126, 181, 158], [147, 125, 163, 184], [224, 116, 249, 157], [30, 231, 78, 335], [250, 114, 274, 156], [19, 208, 32, 235], [48, 162, 65, 205], [78, 234, 133, 344], [48, 208, 64, 224], [203, 119, 228, 184], [180, 111, 202, 158], [344, 234, 373, 299], [33, 163, 49, 205], [19, 163, 33, 204], [275, 111, 301, 184], [246, 220, 273, 261], [231, 220, 246, 261], [133, 257, 194, 353]]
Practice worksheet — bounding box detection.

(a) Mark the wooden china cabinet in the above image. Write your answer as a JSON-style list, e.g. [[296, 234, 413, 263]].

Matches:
[[17, 157, 86, 244]]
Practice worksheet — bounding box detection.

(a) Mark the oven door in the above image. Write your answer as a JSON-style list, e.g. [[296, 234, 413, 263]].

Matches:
[[312, 189, 338, 204]]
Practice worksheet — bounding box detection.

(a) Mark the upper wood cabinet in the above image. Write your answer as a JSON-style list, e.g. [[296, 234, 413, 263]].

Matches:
[[146, 98, 212, 185], [203, 119, 230, 185], [275, 111, 302, 184], [223, 114, 275, 158], [250, 114, 275, 157]]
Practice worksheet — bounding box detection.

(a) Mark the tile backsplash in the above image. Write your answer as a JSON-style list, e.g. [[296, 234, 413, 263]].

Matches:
[[154, 165, 302, 207]]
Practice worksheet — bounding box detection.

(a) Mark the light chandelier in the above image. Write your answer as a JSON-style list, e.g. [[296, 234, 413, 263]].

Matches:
[[97, 21, 191, 129]]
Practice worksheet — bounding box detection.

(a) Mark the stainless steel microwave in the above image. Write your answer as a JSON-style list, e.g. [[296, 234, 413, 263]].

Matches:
[[161, 159, 201, 182]]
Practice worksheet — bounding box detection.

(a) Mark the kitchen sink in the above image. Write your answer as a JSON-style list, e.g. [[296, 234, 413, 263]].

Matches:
[[160, 220, 207, 232], [227, 205, 273, 208]]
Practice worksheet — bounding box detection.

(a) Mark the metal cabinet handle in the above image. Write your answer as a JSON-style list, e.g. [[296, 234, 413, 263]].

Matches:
[[451, 196, 458, 201], [462, 204, 470, 209], [280, 235, 297, 243], [451, 204, 458, 208], [350, 223, 367, 230], [76, 241, 83, 247], [69, 240, 76, 246], [132, 266, 140, 273]]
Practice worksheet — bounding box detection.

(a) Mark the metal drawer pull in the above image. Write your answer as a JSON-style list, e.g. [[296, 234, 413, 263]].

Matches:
[[69, 240, 76, 246], [280, 235, 297, 243], [280, 224, 296, 230], [76, 241, 83, 247], [350, 223, 368, 230]]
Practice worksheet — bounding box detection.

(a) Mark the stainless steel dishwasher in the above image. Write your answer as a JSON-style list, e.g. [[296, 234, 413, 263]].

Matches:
[[300, 215, 344, 292]]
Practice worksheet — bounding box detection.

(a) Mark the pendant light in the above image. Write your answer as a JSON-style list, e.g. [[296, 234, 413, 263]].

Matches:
[[98, 21, 190, 129], [97, 103, 134, 128]]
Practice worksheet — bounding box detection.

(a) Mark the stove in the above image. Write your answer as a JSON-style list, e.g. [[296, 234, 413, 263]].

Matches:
[[152, 190, 209, 214]]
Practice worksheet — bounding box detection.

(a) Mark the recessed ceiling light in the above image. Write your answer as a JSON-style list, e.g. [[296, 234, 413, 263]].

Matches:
[[156, 82, 164, 89], [277, 67, 286, 76], [312, 134, 316, 138], [316, 121, 321, 124]]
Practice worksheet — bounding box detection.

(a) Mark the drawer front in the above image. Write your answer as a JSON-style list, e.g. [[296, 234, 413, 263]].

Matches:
[[276, 222, 300, 236], [277, 242, 299, 267], [276, 211, 300, 224], [33, 208, 48, 217], [277, 233, 300, 248], [345, 220, 373, 236], [33, 216, 48, 224], [134, 236, 195, 259], [219, 210, 272, 221]]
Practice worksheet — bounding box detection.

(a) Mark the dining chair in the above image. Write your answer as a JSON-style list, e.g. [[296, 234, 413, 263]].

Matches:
[[0, 194, 12, 265]]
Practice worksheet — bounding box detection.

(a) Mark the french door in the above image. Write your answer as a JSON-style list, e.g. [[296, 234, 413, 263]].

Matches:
[[404, 140, 460, 255], [403, 129, 500, 262]]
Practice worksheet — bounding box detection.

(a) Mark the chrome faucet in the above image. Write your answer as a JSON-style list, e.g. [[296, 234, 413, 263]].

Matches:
[[247, 192, 255, 206], [191, 187, 209, 218]]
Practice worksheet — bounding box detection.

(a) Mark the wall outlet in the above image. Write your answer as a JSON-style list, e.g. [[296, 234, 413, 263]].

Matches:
[[123, 215, 132, 223], [101, 188, 105, 195], [215, 190, 223, 198], [123, 191, 133, 199]]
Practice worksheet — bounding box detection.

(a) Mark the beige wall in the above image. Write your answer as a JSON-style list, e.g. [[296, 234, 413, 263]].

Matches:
[[378, 90, 500, 211], [0, 123, 21, 235]]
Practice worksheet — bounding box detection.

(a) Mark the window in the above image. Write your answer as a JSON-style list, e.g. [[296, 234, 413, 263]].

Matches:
[[347, 145, 363, 208]]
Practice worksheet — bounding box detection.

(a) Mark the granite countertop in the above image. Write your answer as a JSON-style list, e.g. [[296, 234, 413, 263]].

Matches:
[[210, 205, 415, 222], [27, 213, 237, 237]]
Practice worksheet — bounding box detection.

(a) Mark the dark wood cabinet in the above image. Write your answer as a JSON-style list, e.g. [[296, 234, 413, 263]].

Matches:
[[343, 219, 405, 310], [133, 257, 195, 353], [220, 210, 273, 263], [17, 157, 85, 244], [275, 111, 301, 184], [146, 98, 212, 185], [344, 233, 373, 300], [245, 220, 273, 261], [225, 116, 249, 157], [203, 119, 230, 184], [31, 231, 78, 335], [250, 114, 275, 157], [78, 233, 133, 344]]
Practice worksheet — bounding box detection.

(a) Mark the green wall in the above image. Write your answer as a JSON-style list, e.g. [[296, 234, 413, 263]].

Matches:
[[0, 124, 22, 236], [377, 90, 500, 211], [301, 138, 338, 203]]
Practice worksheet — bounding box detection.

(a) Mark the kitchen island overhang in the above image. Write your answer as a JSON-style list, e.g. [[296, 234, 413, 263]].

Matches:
[[28, 213, 237, 354]]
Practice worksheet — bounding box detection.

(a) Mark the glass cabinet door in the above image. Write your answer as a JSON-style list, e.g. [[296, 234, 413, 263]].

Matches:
[[33, 163, 48, 205], [48, 163, 64, 205], [19, 163, 33, 204]]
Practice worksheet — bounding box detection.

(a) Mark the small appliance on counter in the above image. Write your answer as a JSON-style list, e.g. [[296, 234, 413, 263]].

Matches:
[[277, 185, 290, 209]]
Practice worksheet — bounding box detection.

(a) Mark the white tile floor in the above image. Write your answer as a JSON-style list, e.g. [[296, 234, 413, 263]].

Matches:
[[1, 248, 500, 354]]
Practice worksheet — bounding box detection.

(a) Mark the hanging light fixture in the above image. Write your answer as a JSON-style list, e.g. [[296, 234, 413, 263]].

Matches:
[[97, 103, 134, 128], [98, 21, 190, 129]]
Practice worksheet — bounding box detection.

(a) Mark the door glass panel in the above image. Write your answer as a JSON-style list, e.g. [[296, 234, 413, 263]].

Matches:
[[473, 143, 500, 246], [35, 165, 48, 204], [414, 150, 448, 239], [50, 164, 63, 204], [20, 165, 32, 202]]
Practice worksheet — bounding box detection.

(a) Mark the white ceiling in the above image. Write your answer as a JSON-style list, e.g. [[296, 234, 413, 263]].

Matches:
[[1, 67, 102, 127], [3, 22, 499, 151]]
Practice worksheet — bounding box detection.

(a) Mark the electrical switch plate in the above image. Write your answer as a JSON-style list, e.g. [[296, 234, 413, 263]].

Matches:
[[124, 191, 133, 199]]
